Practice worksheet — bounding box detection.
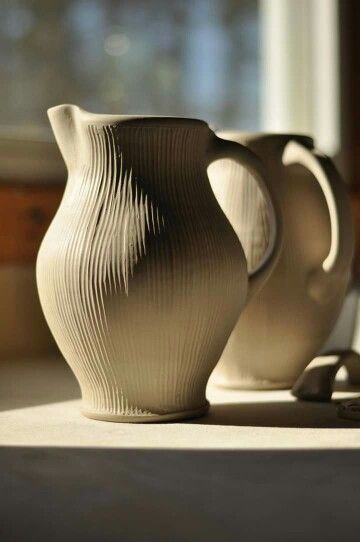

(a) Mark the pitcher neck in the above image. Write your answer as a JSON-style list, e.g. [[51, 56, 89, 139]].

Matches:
[[48, 105, 211, 174]]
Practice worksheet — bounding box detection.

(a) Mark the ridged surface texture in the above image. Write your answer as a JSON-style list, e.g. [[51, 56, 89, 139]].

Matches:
[[208, 159, 270, 273], [37, 119, 247, 421]]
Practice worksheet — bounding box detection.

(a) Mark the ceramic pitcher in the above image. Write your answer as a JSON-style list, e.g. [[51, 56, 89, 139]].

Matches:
[[36, 106, 280, 422], [209, 132, 354, 389]]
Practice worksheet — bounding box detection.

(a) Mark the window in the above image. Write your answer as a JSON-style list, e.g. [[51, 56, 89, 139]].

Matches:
[[0, 0, 260, 135]]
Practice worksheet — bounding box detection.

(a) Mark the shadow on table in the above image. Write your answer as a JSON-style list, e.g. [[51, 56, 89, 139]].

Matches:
[[0, 445, 359, 542], [190, 398, 360, 428]]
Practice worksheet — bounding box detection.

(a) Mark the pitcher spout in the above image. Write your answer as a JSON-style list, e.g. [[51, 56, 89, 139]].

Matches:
[[47, 104, 80, 171]]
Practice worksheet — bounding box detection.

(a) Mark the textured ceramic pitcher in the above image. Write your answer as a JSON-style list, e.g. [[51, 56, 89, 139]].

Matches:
[[36, 106, 280, 422], [210, 132, 354, 389]]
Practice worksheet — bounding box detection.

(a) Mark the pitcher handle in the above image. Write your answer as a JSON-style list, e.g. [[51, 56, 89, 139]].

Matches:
[[282, 141, 354, 299], [208, 135, 281, 299]]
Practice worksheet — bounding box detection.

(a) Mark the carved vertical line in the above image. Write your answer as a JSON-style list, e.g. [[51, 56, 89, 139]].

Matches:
[[79, 126, 113, 411]]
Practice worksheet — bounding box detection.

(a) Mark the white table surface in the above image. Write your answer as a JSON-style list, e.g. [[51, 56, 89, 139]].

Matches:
[[1, 357, 360, 541]]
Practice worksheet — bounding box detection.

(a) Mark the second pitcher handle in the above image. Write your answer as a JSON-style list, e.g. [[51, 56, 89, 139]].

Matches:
[[282, 141, 354, 300], [208, 135, 282, 299]]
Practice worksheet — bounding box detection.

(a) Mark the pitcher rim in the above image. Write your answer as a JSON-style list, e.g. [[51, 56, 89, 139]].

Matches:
[[216, 130, 314, 147], [48, 104, 209, 128]]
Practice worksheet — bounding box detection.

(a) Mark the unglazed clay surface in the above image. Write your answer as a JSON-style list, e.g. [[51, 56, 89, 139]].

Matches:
[[210, 132, 354, 390], [291, 349, 360, 402], [207, 159, 270, 274], [37, 106, 278, 422]]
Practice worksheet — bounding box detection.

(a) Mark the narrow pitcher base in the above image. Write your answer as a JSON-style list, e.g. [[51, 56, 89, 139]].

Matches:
[[81, 401, 210, 423]]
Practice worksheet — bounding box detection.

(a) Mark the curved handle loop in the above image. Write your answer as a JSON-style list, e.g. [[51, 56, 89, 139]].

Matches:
[[282, 141, 354, 276], [208, 135, 282, 299]]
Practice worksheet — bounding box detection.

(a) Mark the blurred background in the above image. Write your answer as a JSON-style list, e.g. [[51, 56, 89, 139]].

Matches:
[[0, 0, 359, 360]]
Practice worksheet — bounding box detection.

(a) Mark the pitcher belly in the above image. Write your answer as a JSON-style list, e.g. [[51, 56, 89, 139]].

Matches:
[[211, 285, 346, 389], [37, 209, 246, 420]]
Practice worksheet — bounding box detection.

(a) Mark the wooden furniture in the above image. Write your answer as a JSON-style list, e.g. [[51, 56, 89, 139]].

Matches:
[[0, 182, 64, 264]]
